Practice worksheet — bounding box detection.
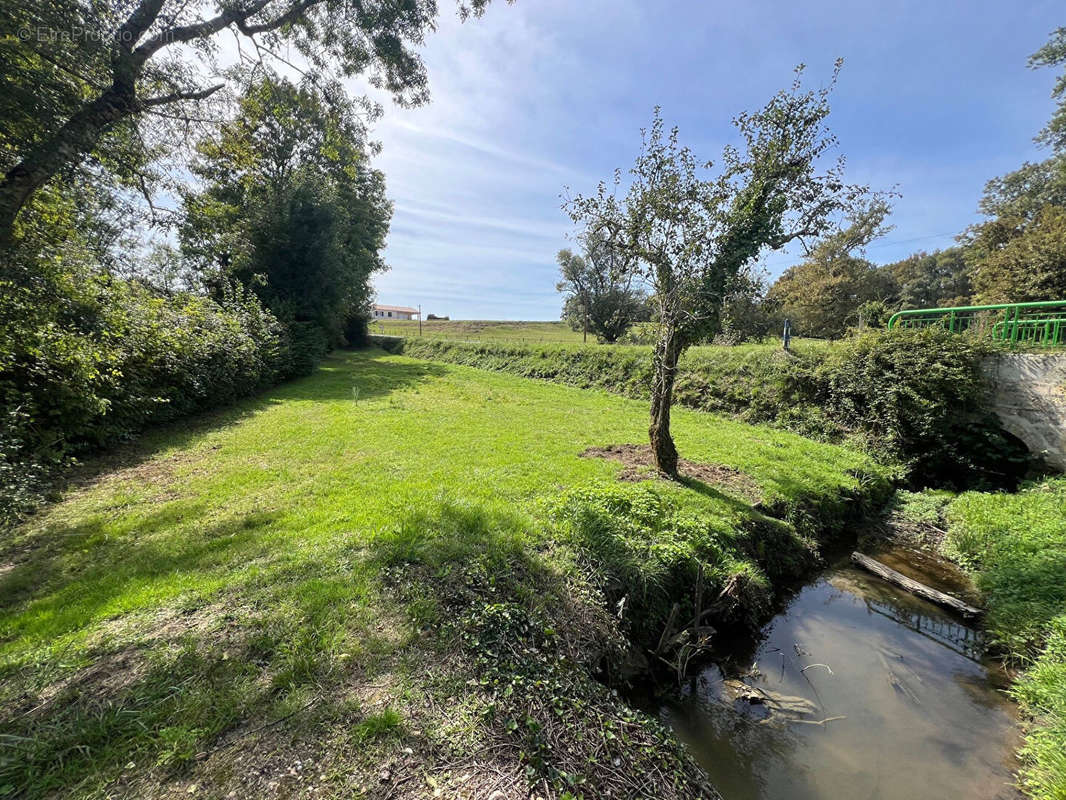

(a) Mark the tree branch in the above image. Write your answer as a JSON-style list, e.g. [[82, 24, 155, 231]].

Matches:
[[137, 84, 225, 108]]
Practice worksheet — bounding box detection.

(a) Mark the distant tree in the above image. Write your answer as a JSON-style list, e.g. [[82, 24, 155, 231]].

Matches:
[[766, 200, 897, 339], [717, 270, 778, 343], [977, 155, 1066, 222], [556, 229, 647, 343], [566, 66, 876, 477], [967, 205, 1066, 303], [0, 0, 498, 247], [884, 247, 972, 309], [180, 77, 390, 371]]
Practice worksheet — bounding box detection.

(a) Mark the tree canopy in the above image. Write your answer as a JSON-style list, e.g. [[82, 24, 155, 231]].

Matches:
[[180, 76, 391, 371], [0, 0, 498, 247]]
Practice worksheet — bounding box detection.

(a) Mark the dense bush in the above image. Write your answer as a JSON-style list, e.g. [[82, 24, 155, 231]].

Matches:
[[1, 253, 286, 524], [395, 329, 1029, 488]]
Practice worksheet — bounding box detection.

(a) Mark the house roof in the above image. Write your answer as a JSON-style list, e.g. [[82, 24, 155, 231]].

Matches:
[[373, 304, 418, 314]]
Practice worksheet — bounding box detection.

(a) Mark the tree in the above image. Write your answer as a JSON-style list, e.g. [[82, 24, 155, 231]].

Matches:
[[180, 77, 390, 372], [765, 200, 896, 339], [0, 0, 498, 247], [967, 205, 1066, 303], [556, 228, 647, 343], [566, 66, 874, 477], [883, 247, 971, 309], [958, 27, 1066, 303], [1030, 26, 1066, 153]]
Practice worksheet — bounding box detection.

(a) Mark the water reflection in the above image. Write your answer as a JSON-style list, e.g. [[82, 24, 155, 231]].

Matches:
[[664, 565, 1021, 800]]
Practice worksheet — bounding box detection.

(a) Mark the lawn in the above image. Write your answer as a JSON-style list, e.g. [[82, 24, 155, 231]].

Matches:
[[0, 349, 886, 799]]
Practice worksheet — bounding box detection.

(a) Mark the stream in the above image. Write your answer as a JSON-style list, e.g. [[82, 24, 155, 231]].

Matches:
[[662, 548, 1022, 800]]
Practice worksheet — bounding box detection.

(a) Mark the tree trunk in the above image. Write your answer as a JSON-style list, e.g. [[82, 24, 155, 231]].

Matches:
[[0, 86, 135, 248], [649, 326, 681, 477]]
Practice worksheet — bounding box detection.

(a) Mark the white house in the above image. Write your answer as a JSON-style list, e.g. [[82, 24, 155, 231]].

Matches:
[[372, 304, 419, 320]]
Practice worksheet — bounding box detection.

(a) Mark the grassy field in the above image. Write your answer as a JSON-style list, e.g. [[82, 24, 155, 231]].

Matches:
[[944, 479, 1066, 800], [369, 318, 831, 355], [371, 318, 586, 344], [0, 348, 886, 799]]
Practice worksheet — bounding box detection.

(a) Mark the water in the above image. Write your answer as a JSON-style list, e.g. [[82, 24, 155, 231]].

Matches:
[[664, 556, 1021, 800]]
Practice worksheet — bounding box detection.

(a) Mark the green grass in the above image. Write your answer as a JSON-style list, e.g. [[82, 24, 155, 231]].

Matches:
[[372, 318, 587, 343], [371, 317, 833, 354], [945, 478, 1066, 800], [0, 348, 887, 799]]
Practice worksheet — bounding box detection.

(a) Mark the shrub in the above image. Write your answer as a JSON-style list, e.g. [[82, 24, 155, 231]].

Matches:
[[815, 328, 1027, 486], [0, 252, 286, 525]]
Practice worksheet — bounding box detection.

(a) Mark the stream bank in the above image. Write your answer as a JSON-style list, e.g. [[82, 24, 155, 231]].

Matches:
[[660, 546, 1023, 800]]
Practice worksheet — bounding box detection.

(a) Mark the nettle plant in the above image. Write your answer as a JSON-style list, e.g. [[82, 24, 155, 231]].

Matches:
[[565, 63, 879, 477]]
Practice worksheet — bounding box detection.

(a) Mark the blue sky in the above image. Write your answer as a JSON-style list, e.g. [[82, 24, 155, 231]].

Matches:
[[363, 0, 1063, 320]]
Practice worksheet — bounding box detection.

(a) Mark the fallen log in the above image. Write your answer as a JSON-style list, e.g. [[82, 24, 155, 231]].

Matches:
[[850, 552, 983, 618]]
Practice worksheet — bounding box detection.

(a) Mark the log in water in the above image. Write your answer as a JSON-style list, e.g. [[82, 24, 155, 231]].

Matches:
[[850, 552, 983, 618], [663, 559, 1020, 800]]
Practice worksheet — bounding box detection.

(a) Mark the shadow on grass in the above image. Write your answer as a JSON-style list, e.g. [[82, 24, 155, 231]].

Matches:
[[0, 506, 281, 640], [48, 351, 448, 502], [0, 497, 556, 800]]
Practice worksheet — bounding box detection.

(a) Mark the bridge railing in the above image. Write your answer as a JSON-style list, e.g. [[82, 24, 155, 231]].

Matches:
[[887, 300, 1066, 347]]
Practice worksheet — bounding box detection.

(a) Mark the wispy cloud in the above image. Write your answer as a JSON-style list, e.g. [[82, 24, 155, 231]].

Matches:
[[360, 0, 1061, 318]]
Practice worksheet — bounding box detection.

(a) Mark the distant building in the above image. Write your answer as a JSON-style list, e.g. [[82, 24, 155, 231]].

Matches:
[[372, 304, 419, 320]]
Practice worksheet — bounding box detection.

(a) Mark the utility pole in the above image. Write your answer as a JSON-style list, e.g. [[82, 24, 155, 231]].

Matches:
[[418, 304, 422, 337]]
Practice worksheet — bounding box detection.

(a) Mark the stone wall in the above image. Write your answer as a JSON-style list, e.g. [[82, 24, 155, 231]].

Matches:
[[983, 353, 1066, 471]]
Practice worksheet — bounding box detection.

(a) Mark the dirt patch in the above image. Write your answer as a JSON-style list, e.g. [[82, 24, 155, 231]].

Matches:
[[581, 444, 761, 502]]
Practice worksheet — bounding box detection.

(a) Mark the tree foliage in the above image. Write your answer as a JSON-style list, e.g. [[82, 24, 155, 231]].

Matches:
[[556, 228, 648, 343], [566, 66, 875, 475], [0, 0, 498, 247], [1030, 26, 1066, 153], [180, 77, 391, 372], [968, 205, 1066, 303], [883, 247, 971, 309], [766, 200, 896, 339]]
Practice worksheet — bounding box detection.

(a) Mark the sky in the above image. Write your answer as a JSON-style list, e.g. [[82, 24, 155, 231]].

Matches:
[[357, 0, 1064, 320]]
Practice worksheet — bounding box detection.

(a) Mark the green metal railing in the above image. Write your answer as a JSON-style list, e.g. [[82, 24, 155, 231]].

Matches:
[[887, 300, 1066, 346]]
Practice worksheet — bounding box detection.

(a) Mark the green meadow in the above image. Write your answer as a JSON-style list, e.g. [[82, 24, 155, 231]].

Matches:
[[0, 348, 885, 799]]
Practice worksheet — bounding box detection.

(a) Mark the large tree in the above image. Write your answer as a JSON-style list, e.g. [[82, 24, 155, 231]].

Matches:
[[556, 227, 647, 343], [0, 0, 497, 247], [566, 67, 874, 477], [766, 200, 896, 339], [884, 247, 971, 309], [967, 205, 1066, 303], [959, 27, 1066, 303], [180, 76, 390, 371]]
